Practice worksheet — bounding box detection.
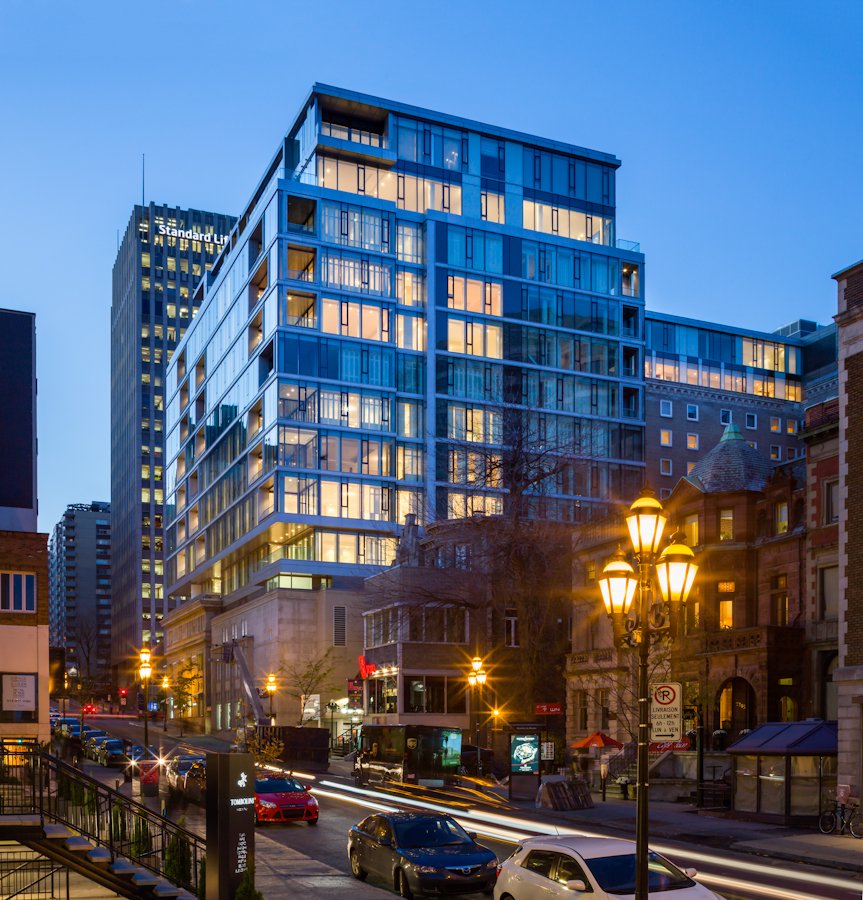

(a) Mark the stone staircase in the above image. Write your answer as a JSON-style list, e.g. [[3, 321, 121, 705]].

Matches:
[[0, 741, 202, 899]]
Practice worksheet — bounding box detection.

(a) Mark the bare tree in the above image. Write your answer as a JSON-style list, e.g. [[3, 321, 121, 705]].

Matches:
[[279, 649, 339, 726]]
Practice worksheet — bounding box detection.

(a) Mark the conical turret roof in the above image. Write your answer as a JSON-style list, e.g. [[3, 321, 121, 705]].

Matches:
[[685, 423, 774, 493]]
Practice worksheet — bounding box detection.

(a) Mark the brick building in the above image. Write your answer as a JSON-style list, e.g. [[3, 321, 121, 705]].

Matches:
[[568, 425, 807, 749]]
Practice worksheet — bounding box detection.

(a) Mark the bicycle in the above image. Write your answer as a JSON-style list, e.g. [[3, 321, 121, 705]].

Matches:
[[818, 800, 863, 838]]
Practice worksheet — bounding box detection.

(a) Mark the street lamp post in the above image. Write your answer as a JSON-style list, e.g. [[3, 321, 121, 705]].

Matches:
[[162, 676, 169, 732], [266, 673, 276, 726], [598, 490, 698, 900], [327, 701, 338, 750], [139, 648, 152, 751], [467, 657, 487, 777]]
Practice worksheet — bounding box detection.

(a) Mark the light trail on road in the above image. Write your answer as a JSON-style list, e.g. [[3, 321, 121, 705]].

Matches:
[[314, 778, 863, 900]]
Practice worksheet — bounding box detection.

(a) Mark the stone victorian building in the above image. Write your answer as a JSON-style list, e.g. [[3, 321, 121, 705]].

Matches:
[[834, 259, 863, 798], [568, 425, 808, 748]]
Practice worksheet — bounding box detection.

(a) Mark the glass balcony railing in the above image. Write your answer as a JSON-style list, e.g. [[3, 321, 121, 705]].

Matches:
[[616, 238, 641, 252]]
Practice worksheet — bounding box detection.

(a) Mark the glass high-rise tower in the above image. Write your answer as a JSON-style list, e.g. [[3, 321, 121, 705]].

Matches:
[[164, 85, 645, 607], [111, 204, 235, 682]]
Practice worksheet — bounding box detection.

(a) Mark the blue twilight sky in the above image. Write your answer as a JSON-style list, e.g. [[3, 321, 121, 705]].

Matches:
[[0, 0, 861, 532]]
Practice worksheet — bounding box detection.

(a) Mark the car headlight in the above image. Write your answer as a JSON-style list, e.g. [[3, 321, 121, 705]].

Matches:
[[485, 859, 498, 868], [306, 797, 318, 806], [413, 865, 438, 874], [259, 800, 277, 809]]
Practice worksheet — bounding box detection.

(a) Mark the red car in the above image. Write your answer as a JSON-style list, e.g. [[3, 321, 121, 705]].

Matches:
[[82, 704, 98, 715], [254, 774, 318, 825]]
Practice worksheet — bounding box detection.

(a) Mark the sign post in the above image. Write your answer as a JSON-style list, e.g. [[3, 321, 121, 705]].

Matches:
[[206, 752, 255, 899], [649, 682, 683, 751]]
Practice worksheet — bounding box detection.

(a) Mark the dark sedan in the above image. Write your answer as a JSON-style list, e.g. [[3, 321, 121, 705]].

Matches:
[[97, 739, 127, 767], [347, 811, 497, 898]]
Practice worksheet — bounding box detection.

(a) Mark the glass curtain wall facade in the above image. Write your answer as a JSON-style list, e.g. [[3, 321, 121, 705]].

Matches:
[[111, 204, 236, 681], [165, 85, 645, 603]]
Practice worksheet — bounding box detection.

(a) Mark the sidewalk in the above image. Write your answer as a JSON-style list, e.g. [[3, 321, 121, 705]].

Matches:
[[512, 790, 863, 875]]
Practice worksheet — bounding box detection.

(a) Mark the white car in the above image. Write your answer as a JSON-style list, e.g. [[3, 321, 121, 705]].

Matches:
[[494, 835, 723, 899]]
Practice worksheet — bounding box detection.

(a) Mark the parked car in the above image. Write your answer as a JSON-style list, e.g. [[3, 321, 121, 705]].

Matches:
[[182, 760, 207, 805], [347, 811, 497, 897], [165, 755, 205, 794], [83, 731, 109, 759], [493, 836, 724, 900], [123, 744, 148, 774], [254, 774, 318, 826], [97, 739, 127, 767]]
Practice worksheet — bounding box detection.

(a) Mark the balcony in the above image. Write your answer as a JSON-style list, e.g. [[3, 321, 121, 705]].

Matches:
[[805, 618, 838, 644], [699, 624, 804, 656]]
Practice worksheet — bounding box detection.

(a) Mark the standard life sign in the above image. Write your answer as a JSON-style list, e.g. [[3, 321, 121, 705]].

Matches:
[[650, 682, 683, 741]]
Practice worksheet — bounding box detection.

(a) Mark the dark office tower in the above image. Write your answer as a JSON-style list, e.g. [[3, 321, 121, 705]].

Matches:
[[0, 308, 49, 743], [0, 309, 37, 532], [48, 502, 112, 692], [111, 204, 235, 682]]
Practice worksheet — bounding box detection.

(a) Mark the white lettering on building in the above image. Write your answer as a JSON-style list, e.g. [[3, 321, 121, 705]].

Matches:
[[157, 223, 229, 245]]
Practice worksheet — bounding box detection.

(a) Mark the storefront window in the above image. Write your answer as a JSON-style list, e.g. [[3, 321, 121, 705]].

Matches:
[[735, 755, 758, 812], [758, 758, 786, 815]]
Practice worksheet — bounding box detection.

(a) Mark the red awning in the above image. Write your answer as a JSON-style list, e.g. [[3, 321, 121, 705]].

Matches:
[[571, 731, 624, 750]]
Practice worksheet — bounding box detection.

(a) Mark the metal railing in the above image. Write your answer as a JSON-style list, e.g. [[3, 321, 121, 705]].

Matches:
[[0, 847, 60, 897], [0, 740, 202, 894]]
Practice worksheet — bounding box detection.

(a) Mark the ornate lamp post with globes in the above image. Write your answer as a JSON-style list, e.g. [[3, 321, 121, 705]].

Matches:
[[467, 657, 487, 777], [598, 490, 698, 900], [139, 648, 152, 751]]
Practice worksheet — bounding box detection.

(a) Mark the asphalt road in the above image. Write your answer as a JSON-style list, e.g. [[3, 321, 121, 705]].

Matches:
[[70, 715, 862, 900]]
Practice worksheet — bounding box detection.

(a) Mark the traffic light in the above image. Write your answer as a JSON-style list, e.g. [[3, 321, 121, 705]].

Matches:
[[120, 689, 127, 697]]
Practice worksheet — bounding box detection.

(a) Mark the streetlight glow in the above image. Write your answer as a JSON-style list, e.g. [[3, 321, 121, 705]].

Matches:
[[655, 537, 698, 605], [599, 551, 638, 617], [625, 491, 667, 556], [598, 493, 699, 900]]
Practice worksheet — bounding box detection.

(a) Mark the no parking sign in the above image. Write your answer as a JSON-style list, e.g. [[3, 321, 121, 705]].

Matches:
[[650, 682, 682, 742]]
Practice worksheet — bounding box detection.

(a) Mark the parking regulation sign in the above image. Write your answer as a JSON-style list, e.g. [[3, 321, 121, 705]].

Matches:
[[650, 682, 682, 742]]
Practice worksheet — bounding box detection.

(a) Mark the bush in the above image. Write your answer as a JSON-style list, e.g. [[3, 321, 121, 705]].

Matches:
[[234, 864, 263, 900], [197, 858, 206, 900], [130, 816, 152, 858], [164, 817, 192, 887]]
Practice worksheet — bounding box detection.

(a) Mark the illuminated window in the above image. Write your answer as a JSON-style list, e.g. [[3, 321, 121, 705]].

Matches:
[[718, 599, 733, 630], [772, 575, 789, 626], [660, 429, 672, 447], [687, 433, 699, 450], [481, 191, 505, 224], [786, 419, 798, 435], [770, 445, 782, 461], [718, 581, 736, 593], [719, 508, 734, 541], [683, 514, 699, 547], [770, 417, 781, 433], [775, 501, 789, 534], [687, 462, 696, 475]]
